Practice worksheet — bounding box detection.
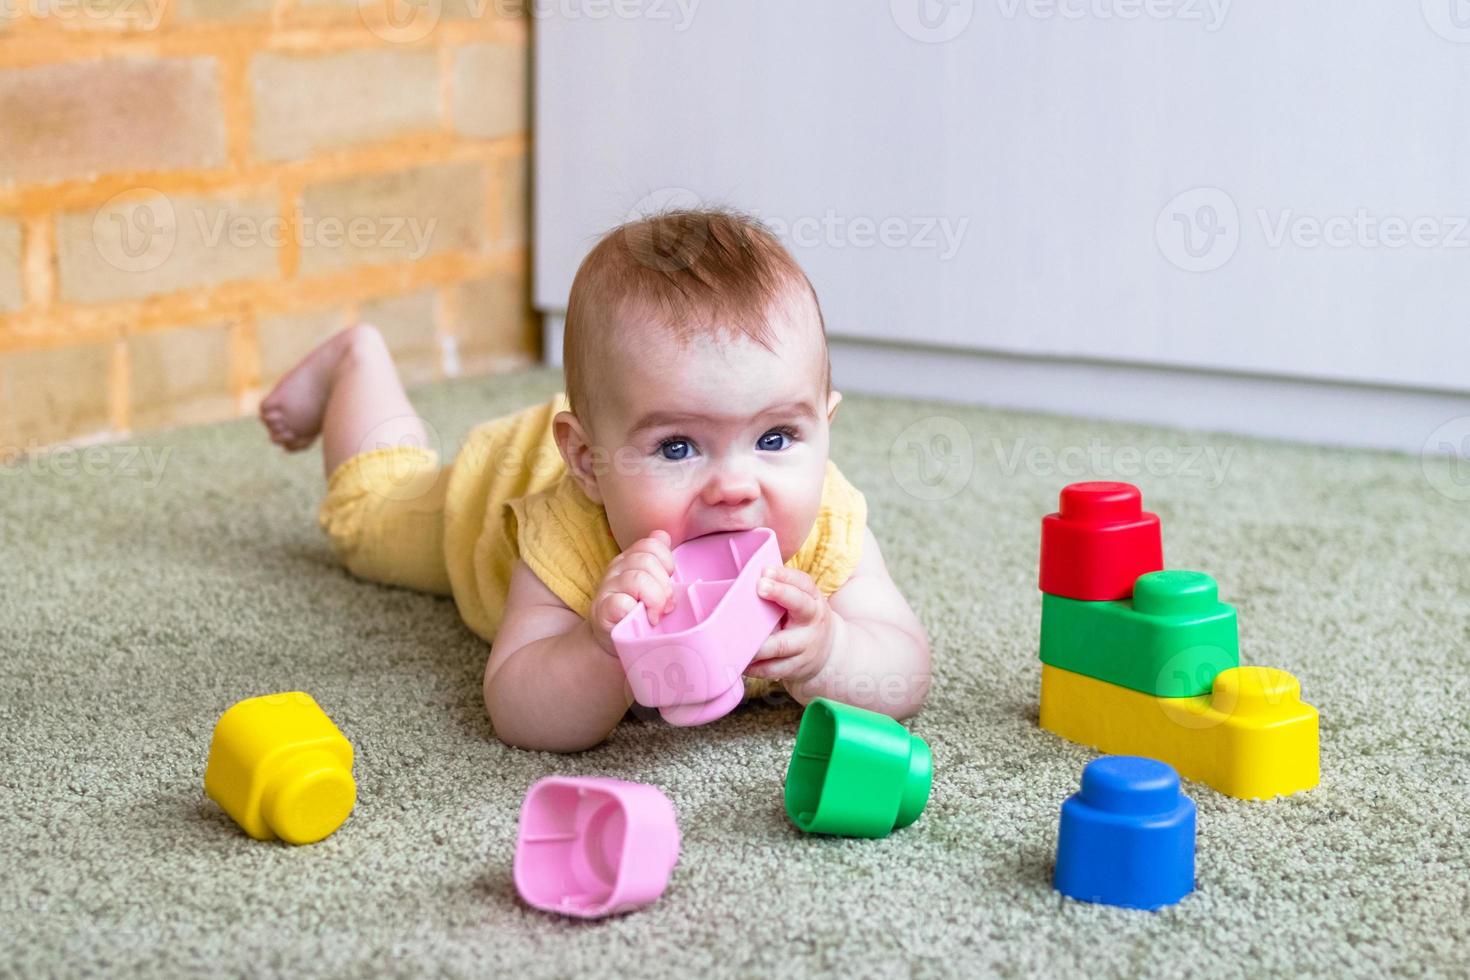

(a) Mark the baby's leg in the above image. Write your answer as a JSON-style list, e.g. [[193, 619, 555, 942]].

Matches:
[[260, 323, 428, 478], [262, 323, 452, 595]]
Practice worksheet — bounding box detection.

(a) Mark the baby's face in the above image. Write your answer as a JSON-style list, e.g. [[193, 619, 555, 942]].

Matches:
[[564, 308, 840, 563]]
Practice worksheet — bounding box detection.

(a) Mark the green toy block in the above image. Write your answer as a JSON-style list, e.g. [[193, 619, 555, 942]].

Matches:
[[784, 698, 932, 838], [1039, 570, 1239, 697]]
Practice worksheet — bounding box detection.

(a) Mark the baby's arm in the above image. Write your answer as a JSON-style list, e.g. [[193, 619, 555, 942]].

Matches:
[[482, 560, 632, 752], [760, 527, 932, 719]]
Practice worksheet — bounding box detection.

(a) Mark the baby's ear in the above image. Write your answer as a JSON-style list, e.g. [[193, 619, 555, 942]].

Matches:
[[825, 390, 843, 423], [553, 410, 605, 504]]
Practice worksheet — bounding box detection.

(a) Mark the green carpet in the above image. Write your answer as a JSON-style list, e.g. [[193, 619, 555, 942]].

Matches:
[[3, 366, 1467, 978]]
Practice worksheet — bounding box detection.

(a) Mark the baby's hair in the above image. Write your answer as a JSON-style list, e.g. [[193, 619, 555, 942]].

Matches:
[[563, 206, 831, 422]]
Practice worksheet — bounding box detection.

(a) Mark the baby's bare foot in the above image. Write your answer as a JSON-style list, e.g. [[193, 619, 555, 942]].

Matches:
[[259, 324, 376, 452]]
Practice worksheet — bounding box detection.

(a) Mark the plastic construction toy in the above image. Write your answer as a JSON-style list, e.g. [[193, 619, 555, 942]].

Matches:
[[1054, 756, 1196, 910], [513, 776, 680, 919], [611, 527, 786, 727], [784, 698, 932, 838], [1039, 482, 1163, 601], [1035, 480, 1320, 800], [1040, 664, 1320, 799], [1040, 569, 1239, 697], [204, 691, 356, 845]]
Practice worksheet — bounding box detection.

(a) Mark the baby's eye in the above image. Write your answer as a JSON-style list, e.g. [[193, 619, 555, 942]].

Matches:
[[757, 426, 799, 452], [657, 438, 694, 462]]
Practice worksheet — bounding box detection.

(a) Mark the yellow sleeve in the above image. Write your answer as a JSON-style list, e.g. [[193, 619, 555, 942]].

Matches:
[[506, 472, 621, 621], [789, 459, 869, 596]]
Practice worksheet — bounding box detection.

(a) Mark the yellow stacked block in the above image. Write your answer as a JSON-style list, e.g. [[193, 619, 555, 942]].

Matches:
[[204, 692, 356, 845], [1039, 664, 1319, 800]]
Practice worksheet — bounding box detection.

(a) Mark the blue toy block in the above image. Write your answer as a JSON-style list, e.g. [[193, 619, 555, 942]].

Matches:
[[1054, 756, 1196, 910]]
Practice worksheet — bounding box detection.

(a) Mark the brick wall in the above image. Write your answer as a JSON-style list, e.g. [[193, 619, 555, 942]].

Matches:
[[0, 0, 534, 454]]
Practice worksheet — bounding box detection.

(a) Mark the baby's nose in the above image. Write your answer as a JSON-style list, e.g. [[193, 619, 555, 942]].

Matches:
[[701, 466, 758, 505]]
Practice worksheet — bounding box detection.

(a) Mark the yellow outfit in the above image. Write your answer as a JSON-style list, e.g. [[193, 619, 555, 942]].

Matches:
[[316, 392, 869, 699]]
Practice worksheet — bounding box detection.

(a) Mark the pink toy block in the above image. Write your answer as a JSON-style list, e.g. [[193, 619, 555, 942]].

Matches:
[[610, 528, 786, 727], [513, 777, 680, 918]]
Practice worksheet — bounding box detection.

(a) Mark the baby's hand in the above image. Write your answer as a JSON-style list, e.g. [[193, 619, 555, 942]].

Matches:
[[744, 566, 838, 684], [589, 529, 678, 655]]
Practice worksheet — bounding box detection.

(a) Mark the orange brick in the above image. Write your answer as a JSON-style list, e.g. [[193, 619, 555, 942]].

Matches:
[[250, 49, 440, 161], [0, 342, 113, 450], [56, 190, 279, 304], [256, 308, 346, 390], [490, 154, 528, 249], [360, 290, 441, 387], [452, 273, 537, 374], [452, 41, 527, 140], [126, 322, 235, 431], [444, 0, 518, 18], [173, 0, 271, 21], [0, 219, 19, 313], [0, 58, 225, 186], [297, 163, 485, 276], [296, 0, 521, 24], [19, 0, 166, 31]]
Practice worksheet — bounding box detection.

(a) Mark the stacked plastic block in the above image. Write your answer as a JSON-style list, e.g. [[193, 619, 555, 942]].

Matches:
[[1037, 482, 1320, 800]]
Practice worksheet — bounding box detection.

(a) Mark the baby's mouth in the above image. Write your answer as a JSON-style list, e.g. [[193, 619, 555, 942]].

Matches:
[[691, 517, 762, 538]]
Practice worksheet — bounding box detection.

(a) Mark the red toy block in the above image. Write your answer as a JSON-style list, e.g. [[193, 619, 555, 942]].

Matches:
[[1039, 482, 1163, 600]]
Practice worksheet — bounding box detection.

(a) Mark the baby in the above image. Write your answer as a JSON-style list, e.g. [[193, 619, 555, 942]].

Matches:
[[260, 208, 931, 752]]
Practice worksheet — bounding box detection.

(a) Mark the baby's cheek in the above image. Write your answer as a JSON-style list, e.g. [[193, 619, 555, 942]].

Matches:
[[607, 480, 684, 547], [772, 483, 826, 563]]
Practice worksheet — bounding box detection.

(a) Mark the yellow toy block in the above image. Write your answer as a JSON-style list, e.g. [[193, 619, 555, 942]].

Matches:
[[1039, 663, 1319, 800], [204, 692, 356, 845]]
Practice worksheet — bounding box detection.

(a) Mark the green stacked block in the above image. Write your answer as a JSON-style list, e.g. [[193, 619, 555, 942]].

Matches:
[[1039, 570, 1239, 697]]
